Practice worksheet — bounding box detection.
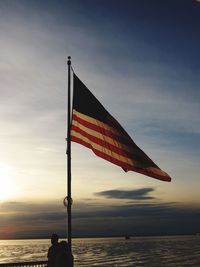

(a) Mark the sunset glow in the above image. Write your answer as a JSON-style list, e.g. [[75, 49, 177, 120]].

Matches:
[[0, 163, 13, 201], [0, 0, 199, 239]]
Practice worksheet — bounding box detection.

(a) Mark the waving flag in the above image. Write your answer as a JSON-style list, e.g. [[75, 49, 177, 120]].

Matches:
[[71, 74, 171, 182]]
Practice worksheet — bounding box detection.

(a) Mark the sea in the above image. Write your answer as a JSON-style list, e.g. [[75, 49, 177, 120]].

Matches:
[[0, 235, 200, 266]]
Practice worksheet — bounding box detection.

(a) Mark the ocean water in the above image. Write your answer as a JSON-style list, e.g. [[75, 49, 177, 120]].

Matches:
[[0, 236, 200, 266]]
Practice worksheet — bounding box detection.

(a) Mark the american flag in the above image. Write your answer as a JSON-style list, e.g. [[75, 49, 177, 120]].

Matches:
[[71, 73, 171, 182]]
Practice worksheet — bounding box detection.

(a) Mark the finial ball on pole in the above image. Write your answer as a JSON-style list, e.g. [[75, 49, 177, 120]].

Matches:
[[67, 56, 71, 65]]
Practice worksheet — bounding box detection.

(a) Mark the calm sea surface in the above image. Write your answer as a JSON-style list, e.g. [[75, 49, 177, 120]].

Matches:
[[0, 236, 199, 266]]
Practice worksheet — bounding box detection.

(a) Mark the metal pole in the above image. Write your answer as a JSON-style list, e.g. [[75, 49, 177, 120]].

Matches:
[[67, 56, 73, 265]]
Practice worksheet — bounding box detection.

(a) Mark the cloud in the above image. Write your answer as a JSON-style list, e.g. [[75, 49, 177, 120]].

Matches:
[[72, 202, 178, 219], [1, 200, 200, 238], [0, 200, 68, 238], [95, 188, 155, 200], [72, 202, 200, 236]]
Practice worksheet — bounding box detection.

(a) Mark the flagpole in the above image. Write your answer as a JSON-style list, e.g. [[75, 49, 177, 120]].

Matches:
[[67, 56, 73, 265]]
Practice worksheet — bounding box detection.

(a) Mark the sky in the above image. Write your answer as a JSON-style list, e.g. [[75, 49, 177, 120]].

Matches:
[[0, 0, 200, 239]]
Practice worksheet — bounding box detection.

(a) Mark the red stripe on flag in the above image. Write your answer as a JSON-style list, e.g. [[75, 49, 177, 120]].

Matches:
[[71, 135, 133, 170], [72, 113, 130, 146], [71, 124, 134, 159], [71, 135, 171, 182]]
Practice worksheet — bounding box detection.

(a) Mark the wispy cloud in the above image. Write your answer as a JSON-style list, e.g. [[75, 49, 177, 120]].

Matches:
[[95, 188, 155, 200]]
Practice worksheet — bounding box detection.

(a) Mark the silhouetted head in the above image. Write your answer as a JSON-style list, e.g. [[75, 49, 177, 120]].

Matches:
[[51, 233, 59, 245]]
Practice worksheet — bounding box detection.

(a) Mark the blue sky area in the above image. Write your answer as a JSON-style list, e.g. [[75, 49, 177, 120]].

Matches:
[[0, 0, 199, 238]]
